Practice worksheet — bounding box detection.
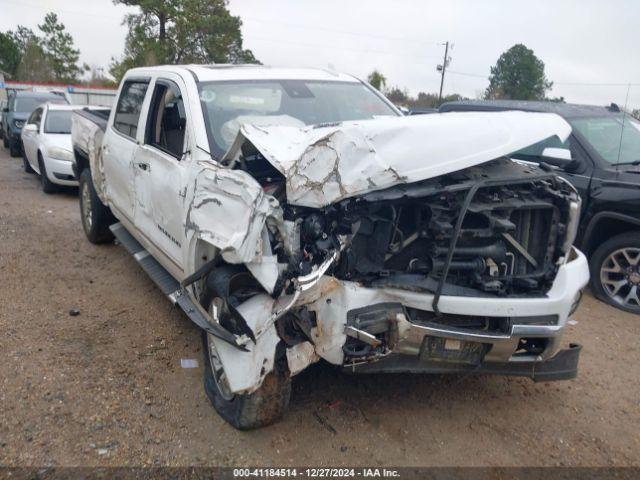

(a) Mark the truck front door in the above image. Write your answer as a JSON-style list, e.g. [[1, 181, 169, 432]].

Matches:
[[132, 77, 189, 273]]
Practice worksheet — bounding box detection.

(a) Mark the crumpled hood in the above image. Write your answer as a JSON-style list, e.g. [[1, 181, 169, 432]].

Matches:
[[223, 111, 571, 208]]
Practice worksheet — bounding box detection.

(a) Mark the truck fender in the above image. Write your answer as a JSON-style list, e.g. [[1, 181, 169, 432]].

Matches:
[[208, 293, 280, 394], [582, 211, 640, 253], [185, 165, 281, 274]]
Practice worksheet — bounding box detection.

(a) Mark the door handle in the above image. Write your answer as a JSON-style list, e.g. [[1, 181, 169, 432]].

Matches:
[[135, 162, 149, 171]]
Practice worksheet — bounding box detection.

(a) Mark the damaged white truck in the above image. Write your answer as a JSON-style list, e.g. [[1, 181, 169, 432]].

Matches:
[[71, 65, 589, 429]]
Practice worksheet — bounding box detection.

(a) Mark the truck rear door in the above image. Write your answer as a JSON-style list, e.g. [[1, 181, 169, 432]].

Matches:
[[103, 79, 151, 222]]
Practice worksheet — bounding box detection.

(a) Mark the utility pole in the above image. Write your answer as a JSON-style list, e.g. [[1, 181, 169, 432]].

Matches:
[[437, 41, 450, 103]]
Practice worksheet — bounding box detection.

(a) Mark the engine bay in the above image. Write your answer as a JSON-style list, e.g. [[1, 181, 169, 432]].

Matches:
[[236, 145, 579, 299]]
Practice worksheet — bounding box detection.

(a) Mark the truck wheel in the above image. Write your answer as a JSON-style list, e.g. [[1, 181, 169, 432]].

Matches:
[[79, 169, 115, 244], [590, 232, 640, 314], [38, 154, 58, 194], [200, 267, 291, 430], [9, 137, 20, 157]]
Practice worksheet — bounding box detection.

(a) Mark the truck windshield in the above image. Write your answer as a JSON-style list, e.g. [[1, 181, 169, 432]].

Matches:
[[570, 115, 640, 165], [198, 80, 399, 158], [44, 110, 72, 134]]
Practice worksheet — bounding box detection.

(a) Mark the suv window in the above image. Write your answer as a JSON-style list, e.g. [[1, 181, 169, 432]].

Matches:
[[114, 81, 149, 139], [145, 79, 186, 158]]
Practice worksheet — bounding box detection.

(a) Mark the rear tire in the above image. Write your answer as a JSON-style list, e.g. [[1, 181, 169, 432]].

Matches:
[[38, 154, 58, 194], [200, 266, 291, 430], [590, 232, 640, 314], [79, 169, 115, 244]]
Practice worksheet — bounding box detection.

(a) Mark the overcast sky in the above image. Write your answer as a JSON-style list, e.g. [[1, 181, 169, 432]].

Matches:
[[1, 0, 639, 109]]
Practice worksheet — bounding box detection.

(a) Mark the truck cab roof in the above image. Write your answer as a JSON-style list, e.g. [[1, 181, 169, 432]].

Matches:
[[123, 64, 361, 83]]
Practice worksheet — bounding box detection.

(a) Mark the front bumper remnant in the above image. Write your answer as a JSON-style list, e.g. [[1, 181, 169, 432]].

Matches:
[[345, 343, 582, 382]]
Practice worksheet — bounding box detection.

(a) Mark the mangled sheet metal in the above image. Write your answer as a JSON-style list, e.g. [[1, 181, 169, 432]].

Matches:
[[185, 164, 279, 264], [222, 111, 572, 208], [192, 110, 581, 395]]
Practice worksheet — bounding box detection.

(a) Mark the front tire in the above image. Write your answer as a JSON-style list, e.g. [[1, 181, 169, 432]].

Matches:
[[79, 169, 115, 244], [200, 266, 291, 429], [23, 151, 34, 174], [38, 154, 58, 194], [590, 232, 640, 314], [9, 137, 20, 157]]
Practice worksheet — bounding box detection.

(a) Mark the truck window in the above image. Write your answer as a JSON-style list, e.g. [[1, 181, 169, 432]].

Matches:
[[113, 80, 149, 139], [145, 79, 186, 158]]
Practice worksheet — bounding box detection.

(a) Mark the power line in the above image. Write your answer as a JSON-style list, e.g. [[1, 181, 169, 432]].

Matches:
[[243, 34, 445, 64], [242, 16, 443, 49], [448, 70, 488, 79], [448, 70, 640, 86]]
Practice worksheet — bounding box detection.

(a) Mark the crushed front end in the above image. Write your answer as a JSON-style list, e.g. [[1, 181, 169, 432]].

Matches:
[[197, 113, 588, 394], [266, 158, 587, 381]]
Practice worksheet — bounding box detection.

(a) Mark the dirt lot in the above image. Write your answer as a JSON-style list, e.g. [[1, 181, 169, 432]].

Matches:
[[0, 147, 638, 468]]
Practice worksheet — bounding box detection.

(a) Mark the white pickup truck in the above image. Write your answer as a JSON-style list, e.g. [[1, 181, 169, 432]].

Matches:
[[71, 65, 589, 429]]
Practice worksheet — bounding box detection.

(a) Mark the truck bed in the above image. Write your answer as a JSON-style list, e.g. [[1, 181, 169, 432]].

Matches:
[[71, 107, 110, 158], [76, 107, 110, 130]]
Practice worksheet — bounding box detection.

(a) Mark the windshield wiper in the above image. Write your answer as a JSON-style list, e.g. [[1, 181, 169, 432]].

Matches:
[[613, 160, 640, 166]]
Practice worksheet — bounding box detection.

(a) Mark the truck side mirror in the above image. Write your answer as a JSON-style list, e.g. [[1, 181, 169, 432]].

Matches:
[[2, 107, 8, 113], [541, 147, 581, 172]]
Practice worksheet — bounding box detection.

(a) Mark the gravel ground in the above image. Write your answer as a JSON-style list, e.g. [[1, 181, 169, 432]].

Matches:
[[0, 147, 638, 467]]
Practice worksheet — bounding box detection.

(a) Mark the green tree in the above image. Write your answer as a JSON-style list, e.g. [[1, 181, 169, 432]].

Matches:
[[111, 0, 258, 81], [0, 32, 21, 77], [15, 39, 55, 82], [485, 44, 552, 100], [9, 26, 39, 55], [367, 70, 387, 91], [385, 86, 409, 105], [82, 64, 117, 87], [38, 12, 81, 82]]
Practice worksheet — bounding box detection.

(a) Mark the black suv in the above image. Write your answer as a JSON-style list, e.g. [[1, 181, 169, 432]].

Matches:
[[2, 90, 68, 157], [440, 100, 640, 314]]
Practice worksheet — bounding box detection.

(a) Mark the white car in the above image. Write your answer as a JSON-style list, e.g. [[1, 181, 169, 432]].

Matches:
[[21, 103, 80, 193]]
